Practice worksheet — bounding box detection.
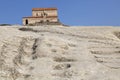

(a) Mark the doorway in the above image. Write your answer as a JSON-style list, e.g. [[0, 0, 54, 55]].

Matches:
[[25, 19, 28, 25]]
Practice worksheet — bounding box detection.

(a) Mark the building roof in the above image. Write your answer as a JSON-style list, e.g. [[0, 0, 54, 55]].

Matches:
[[23, 16, 58, 18], [32, 8, 57, 11]]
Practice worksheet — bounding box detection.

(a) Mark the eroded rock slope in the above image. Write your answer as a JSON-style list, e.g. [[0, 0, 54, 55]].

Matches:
[[0, 26, 120, 80]]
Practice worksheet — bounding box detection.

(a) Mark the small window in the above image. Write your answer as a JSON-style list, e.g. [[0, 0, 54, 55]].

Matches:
[[40, 20, 44, 23], [46, 20, 49, 22], [36, 13, 38, 16]]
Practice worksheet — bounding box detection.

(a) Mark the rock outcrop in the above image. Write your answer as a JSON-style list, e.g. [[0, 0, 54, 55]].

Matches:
[[0, 25, 120, 80]]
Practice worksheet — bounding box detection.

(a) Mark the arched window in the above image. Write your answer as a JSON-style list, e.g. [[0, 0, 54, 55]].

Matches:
[[25, 19, 28, 25]]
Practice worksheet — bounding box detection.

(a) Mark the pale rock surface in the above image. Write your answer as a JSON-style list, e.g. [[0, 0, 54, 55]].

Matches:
[[0, 25, 120, 80]]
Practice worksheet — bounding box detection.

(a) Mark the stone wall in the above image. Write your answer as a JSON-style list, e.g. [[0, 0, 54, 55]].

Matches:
[[32, 10, 57, 17], [23, 17, 58, 25]]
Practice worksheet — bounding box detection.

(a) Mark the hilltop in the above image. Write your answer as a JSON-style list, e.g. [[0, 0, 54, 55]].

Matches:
[[0, 25, 120, 80]]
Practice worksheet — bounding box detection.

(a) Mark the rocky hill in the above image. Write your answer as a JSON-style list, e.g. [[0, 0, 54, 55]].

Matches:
[[0, 25, 120, 80]]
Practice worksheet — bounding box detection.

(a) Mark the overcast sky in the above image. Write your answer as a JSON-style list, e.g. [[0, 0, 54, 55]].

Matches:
[[0, 0, 120, 26]]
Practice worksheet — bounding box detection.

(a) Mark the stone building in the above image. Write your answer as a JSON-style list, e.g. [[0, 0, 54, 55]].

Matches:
[[22, 8, 61, 25]]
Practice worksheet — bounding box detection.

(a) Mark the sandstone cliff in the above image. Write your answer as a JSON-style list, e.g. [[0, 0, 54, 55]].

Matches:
[[0, 25, 120, 80]]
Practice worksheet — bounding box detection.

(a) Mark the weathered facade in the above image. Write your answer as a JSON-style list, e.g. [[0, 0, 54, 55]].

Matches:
[[22, 8, 60, 25]]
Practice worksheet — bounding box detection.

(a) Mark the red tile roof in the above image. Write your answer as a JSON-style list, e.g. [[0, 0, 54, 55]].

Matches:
[[23, 16, 58, 18], [32, 8, 57, 11]]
